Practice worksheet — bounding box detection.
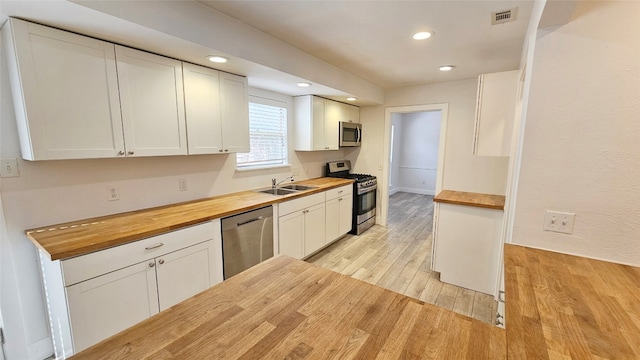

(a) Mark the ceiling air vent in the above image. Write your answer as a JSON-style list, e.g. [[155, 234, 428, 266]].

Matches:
[[492, 8, 517, 25]]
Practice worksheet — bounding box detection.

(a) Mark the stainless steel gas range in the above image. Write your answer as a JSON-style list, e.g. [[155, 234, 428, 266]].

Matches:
[[325, 160, 377, 235]]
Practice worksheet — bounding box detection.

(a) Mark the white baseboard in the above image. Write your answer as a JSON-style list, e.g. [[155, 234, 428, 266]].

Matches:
[[395, 187, 435, 196]]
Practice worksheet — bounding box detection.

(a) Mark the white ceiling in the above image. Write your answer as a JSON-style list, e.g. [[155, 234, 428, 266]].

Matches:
[[199, 0, 534, 89], [0, 1, 534, 104]]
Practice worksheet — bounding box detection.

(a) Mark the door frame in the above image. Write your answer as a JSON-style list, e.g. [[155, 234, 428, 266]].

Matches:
[[379, 103, 449, 226]]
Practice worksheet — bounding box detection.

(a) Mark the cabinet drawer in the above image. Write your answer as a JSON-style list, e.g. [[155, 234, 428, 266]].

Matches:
[[325, 185, 352, 201], [278, 192, 325, 216], [61, 221, 217, 286]]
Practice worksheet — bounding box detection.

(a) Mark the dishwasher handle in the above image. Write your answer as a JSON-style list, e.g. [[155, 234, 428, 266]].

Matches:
[[236, 216, 264, 227]]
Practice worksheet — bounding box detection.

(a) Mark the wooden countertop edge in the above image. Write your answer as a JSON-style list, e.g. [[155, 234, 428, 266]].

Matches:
[[433, 190, 505, 210], [28, 178, 354, 261]]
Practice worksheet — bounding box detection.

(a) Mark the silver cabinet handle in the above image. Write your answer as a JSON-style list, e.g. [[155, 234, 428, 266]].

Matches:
[[118, 151, 125, 156], [145, 243, 164, 251], [338, 198, 343, 201], [127, 151, 134, 155], [338, 190, 343, 193], [149, 261, 155, 268], [224, 149, 229, 152], [158, 259, 165, 265], [218, 149, 223, 152]]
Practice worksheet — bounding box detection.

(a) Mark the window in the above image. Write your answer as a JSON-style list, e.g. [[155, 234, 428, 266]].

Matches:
[[236, 96, 288, 168]]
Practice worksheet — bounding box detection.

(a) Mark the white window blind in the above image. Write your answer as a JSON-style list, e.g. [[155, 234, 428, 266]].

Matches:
[[236, 96, 288, 168]]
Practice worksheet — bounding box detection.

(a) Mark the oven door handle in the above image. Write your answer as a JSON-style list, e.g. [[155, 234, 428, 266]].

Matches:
[[357, 184, 377, 195]]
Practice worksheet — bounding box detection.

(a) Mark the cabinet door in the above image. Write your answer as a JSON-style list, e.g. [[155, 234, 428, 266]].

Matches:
[[279, 211, 304, 259], [115, 45, 187, 156], [220, 72, 250, 153], [183, 63, 223, 154], [338, 195, 353, 236], [325, 198, 340, 243], [66, 261, 159, 352], [155, 241, 216, 311], [6, 18, 124, 160], [324, 100, 340, 150], [304, 202, 326, 256], [344, 104, 360, 123], [473, 70, 518, 157], [311, 97, 327, 150]]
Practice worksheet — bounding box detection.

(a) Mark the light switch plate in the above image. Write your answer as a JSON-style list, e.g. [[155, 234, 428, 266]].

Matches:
[[543, 210, 575, 234], [0, 158, 20, 178]]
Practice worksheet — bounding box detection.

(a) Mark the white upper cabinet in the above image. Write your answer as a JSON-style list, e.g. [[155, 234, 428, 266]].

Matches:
[[219, 72, 250, 153], [342, 103, 360, 123], [183, 63, 223, 154], [294, 95, 345, 151], [115, 45, 187, 157], [3, 18, 125, 160], [473, 70, 519, 157], [183, 64, 249, 154]]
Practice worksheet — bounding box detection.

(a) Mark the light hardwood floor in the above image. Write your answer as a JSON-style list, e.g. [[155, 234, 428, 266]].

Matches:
[[306, 191, 498, 325]]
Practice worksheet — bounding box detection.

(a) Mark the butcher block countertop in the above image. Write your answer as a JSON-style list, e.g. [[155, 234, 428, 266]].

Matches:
[[70, 255, 507, 360], [433, 190, 505, 210], [504, 244, 640, 359], [27, 177, 353, 261]]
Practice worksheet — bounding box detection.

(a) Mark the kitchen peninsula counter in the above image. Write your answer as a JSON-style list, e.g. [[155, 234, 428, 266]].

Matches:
[[27, 177, 353, 260], [69, 255, 507, 359]]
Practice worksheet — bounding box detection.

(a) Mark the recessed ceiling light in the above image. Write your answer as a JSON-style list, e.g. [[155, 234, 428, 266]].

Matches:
[[297, 82, 311, 88], [439, 65, 455, 71], [206, 55, 228, 63], [346, 97, 357, 101], [412, 31, 434, 40]]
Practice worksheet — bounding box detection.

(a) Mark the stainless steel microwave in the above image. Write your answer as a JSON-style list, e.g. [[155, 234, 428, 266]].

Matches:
[[339, 122, 361, 147]]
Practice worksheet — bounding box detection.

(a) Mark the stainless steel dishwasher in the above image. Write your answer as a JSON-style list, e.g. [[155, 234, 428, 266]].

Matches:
[[221, 206, 274, 279]]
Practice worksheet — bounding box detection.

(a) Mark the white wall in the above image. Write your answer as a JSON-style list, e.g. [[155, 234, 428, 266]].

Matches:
[[391, 111, 441, 195], [351, 79, 509, 196], [389, 114, 401, 194], [0, 51, 345, 358], [511, 1, 640, 266]]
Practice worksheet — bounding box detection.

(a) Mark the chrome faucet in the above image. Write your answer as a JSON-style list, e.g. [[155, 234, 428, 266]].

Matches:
[[272, 175, 294, 188]]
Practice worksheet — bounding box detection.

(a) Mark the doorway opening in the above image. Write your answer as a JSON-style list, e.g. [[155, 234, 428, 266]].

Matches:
[[379, 104, 449, 230]]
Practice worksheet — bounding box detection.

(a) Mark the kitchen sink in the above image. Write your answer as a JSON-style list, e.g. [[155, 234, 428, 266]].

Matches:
[[279, 184, 317, 191], [256, 188, 298, 196]]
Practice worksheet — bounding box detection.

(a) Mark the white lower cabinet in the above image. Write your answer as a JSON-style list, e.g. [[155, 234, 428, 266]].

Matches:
[[433, 203, 503, 295], [65, 260, 159, 352], [278, 192, 326, 259], [40, 220, 223, 357], [278, 186, 353, 260], [325, 185, 353, 243]]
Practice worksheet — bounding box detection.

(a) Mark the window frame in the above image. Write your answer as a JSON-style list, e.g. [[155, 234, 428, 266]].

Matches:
[[236, 93, 290, 170]]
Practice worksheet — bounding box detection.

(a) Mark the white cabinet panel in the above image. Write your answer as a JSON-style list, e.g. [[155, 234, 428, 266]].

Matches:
[[4, 18, 124, 160], [473, 70, 519, 157], [279, 211, 305, 259], [156, 240, 216, 310], [183, 63, 223, 154], [304, 202, 326, 256], [433, 203, 503, 295], [66, 261, 159, 352], [325, 184, 353, 243], [115, 45, 187, 156], [219, 72, 250, 153]]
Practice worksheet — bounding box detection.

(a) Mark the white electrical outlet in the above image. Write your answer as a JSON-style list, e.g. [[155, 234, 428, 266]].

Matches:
[[107, 185, 119, 201], [543, 210, 575, 234], [179, 178, 188, 192], [0, 158, 20, 178]]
